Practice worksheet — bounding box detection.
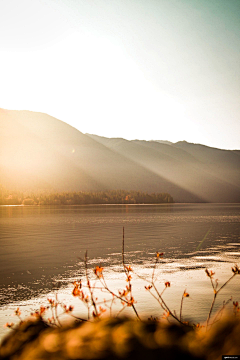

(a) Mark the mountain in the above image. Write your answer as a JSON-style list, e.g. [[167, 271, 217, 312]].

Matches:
[[154, 140, 173, 146], [0, 108, 239, 202]]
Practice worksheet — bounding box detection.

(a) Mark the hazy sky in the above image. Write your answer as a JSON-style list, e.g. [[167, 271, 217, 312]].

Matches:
[[0, 0, 239, 149]]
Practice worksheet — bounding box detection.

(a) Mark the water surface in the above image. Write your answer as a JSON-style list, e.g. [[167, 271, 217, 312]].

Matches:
[[0, 204, 239, 338]]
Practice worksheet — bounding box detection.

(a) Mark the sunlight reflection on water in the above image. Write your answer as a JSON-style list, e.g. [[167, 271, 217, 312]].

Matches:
[[1, 252, 239, 340], [0, 204, 239, 340]]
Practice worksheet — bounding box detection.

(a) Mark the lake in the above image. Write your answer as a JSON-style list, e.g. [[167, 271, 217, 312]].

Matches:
[[0, 204, 239, 339]]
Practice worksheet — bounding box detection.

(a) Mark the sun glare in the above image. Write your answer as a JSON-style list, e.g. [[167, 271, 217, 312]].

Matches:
[[0, 0, 239, 149]]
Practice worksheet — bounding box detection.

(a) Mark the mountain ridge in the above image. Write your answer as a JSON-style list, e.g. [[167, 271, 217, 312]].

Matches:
[[1, 109, 239, 203]]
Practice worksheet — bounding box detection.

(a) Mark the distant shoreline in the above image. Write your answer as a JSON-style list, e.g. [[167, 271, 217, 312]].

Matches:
[[0, 189, 174, 206], [2, 202, 239, 207]]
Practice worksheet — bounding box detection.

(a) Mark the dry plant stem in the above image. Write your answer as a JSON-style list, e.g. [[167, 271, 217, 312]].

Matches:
[[100, 276, 126, 303], [180, 290, 187, 322], [151, 283, 185, 325], [94, 265, 139, 318], [206, 273, 236, 328], [211, 297, 232, 326], [206, 294, 217, 329], [68, 313, 87, 322], [122, 227, 141, 320], [152, 256, 159, 283], [137, 254, 187, 325], [109, 296, 115, 317], [116, 305, 127, 317], [51, 307, 55, 323], [149, 258, 182, 323], [148, 288, 166, 311], [59, 303, 87, 322], [133, 261, 186, 325], [218, 273, 236, 293], [131, 303, 141, 320], [84, 251, 98, 318], [16, 315, 22, 323], [54, 294, 62, 327], [49, 305, 59, 327], [94, 298, 114, 306], [99, 273, 140, 320], [122, 227, 126, 276]]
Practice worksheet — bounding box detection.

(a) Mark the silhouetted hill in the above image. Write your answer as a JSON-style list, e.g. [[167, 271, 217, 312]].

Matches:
[[0, 108, 239, 202]]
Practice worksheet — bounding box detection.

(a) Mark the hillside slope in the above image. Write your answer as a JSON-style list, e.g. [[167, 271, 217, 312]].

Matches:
[[0, 108, 239, 202]]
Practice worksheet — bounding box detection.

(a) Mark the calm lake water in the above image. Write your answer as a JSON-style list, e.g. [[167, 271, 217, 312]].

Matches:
[[0, 204, 239, 339]]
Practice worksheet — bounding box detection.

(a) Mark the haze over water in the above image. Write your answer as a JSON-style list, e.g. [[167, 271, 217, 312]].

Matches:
[[0, 203, 239, 338]]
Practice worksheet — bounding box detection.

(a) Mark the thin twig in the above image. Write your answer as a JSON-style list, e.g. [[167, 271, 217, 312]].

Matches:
[[218, 274, 236, 293], [121, 227, 141, 320], [206, 272, 236, 329], [99, 273, 140, 319], [180, 292, 184, 322], [84, 251, 98, 318], [151, 283, 186, 325], [206, 293, 217, 328], [210, 297, 232, 327], [54, 293, 61, 327], [122, 227, 127, 277]]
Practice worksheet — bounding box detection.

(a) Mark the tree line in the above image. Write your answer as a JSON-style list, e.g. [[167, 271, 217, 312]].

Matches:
[[0, 186, 173, 205]]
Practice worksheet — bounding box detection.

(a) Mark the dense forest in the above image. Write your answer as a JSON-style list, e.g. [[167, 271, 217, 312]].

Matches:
[[0, 186, 173, 205]]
